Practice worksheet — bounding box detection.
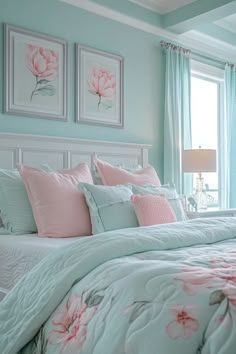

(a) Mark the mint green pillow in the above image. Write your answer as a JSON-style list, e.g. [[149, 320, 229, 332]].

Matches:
[[0, 169, 37, 234], [131, 184, 187, 221], [79, 183, 138, 234], [0, 165, 53, 235]]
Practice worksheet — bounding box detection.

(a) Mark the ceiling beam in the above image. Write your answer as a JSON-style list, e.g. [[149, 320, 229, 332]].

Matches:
[[163, 0, 236, 34], [85, 0, 162, 27], [196, 23, 236, 47]]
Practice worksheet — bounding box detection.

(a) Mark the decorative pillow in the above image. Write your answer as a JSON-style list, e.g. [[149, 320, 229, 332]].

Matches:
[[131, 194, 177, 226], [131, 185, 187, 221], [0, 169, 37, 234], [18, 164, 93, 238], [94, 159, 161, 186], [93, 164, 142, 185], [79, 183, 138, 234]]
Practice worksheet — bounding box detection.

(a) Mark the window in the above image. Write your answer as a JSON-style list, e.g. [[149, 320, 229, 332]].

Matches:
[[190, 61, 224, 208]]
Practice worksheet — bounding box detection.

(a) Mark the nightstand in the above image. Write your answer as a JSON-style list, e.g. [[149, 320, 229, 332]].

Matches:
[[187, 209, 236, 219]]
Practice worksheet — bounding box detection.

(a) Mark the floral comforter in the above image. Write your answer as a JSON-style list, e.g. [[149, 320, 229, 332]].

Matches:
[[1, 218, 236, 354]]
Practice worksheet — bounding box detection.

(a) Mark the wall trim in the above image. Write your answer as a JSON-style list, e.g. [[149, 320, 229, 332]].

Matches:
[[191, 59, 224, 81], [0, 132, 151, 149], [61, 0, 236, 62]]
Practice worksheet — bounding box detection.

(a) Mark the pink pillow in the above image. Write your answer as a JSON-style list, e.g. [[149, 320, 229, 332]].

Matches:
[[94, 159, 160, 186], [18, 164, 93, 238], [131, 194, 176, 226]]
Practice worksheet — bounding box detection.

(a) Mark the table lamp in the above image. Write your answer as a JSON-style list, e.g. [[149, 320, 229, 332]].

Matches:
[[182, 147, 217, 210]]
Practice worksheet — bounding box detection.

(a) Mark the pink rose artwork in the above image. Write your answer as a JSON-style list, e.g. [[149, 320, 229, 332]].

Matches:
[[166, 304, 199, 339], [48, 294, 97, 354], [88, 66, 116, 111], [25, 44, 58, 101]]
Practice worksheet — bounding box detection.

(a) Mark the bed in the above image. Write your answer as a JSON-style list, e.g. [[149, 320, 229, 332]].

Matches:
[[1, 134, 236, 354], [1, 218, 236, 353], [0, 132, 150, 301]]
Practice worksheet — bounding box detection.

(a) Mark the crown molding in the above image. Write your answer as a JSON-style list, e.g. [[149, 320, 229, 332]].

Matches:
[[61, 0, 236, 62], [128, 0, 162, 14]]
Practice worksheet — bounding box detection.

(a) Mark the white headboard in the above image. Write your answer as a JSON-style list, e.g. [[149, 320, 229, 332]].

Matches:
[[0, 133, 151, 172]]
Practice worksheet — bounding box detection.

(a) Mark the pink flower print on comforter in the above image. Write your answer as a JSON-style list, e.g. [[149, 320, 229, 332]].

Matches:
[[176, 254, 236, 306], [166, 304, 199, 339], [48, 294, 97, 354]]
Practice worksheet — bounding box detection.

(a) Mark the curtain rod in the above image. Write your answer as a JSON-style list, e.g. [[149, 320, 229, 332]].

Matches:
[[191, 51, 225, 67], [160, 40, 226, 67]]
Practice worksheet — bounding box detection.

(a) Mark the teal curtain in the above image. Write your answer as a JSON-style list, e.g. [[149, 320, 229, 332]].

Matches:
[[163, 43, 192, 194], [221, 64, 236, 208]]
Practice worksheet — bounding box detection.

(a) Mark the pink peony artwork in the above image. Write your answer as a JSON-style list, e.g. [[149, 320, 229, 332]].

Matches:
[[48, 294, 97, 354], [166, 304, 199, 339], [88, 66, 116, 111], [25, 44, 58, 101]]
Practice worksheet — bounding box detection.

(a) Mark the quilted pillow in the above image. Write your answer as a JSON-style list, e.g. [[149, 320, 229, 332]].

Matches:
[[131, 194, 177, 226], [131, 184, 187, 221], [18, 164, 93, 238], [94, 159, 161, 186], [79, 183, 138, 234]]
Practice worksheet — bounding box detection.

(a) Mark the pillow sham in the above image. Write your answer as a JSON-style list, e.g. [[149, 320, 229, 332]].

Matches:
[[79, 183, 138, 234], [0, 169, 37, 234], [94, 159, 161, 186], [131, 194, 177, 226], [18, 164, 93, 238], [93, 164, 142, 185], [131, 184, 187, 221]]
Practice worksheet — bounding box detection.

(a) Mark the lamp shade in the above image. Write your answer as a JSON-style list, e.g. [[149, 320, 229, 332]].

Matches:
[[182, 149, 216, 173]]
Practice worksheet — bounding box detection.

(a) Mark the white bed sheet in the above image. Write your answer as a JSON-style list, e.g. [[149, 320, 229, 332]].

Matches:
[[0, 233, 82, 299]]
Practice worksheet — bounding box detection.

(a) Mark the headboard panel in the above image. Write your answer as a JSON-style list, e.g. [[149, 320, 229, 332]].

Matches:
[[0, 133, 151, 172]]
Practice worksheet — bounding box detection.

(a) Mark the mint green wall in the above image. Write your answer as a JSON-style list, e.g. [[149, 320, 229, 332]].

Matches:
[[0, 0, 164, 178]]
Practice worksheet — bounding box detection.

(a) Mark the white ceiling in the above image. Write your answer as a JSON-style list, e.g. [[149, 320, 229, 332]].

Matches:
[[129, 0, 198, 14], [215, 13, 236, 33]]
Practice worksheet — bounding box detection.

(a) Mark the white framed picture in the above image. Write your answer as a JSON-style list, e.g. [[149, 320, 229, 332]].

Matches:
[[76, 45, 124, 128], [4, 24, 68, 120]]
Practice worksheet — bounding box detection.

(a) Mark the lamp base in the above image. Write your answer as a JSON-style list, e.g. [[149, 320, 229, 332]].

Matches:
[[193, 191, 208, 211], [193, 174, 214, 211]]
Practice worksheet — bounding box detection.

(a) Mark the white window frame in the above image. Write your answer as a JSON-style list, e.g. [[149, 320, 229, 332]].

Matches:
[[190, 60, 224, 207]]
